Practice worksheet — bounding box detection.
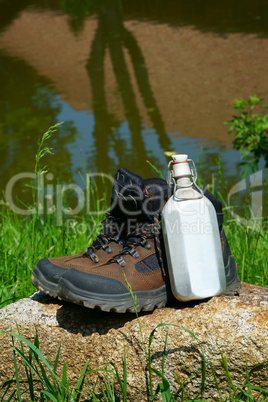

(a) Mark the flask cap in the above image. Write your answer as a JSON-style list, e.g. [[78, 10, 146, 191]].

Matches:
[[172, 154, 188, 163], [171, 154, 191, 178]]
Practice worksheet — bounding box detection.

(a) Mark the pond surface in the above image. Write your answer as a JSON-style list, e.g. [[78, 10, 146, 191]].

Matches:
[[1, 0, 268, 202]]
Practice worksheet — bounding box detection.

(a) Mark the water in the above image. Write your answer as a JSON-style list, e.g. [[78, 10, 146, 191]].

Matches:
[[0, 0, 268, 204]]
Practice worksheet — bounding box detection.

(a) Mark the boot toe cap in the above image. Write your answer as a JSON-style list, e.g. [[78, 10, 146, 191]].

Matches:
[[59, 269, 128, 295], [35, 258, 68, 283]]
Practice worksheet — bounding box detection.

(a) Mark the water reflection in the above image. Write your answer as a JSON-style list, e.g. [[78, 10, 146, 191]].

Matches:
[[87, 0, 171, 175], [0, 52, 77, 192], [0, 0, 31, 33], [124, 0, 268, 38], [0, 0, 268, 197]]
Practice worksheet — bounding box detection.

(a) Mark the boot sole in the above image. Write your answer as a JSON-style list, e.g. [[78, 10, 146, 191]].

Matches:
[[31, 267, 58, 298], [57, 278, 168, 313]]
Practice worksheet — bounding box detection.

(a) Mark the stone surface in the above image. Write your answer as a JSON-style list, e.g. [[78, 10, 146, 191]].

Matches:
[[0, 283, 267, 401]]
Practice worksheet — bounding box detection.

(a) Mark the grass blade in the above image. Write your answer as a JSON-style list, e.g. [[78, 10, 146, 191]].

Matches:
[[11, 333, 61, 383], [147, 323, 206, 401], [41, 390, 58, 401], [73, 359, 89, 401], [150, 366, 171, 401], [11, 337, 22, 402], [53, 344, 61, 372], [123, 346, 127, 401]]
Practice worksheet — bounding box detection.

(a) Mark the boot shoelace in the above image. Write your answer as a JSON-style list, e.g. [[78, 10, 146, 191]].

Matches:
[[84, 214, 125, 263], [109, 215, 166, 277]]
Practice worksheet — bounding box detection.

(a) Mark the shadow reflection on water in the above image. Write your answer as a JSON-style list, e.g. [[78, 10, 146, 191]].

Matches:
[[86, 0, 172, 175]]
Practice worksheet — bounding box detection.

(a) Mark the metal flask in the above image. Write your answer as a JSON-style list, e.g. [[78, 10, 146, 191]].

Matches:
[[162, 154, 226, 301]]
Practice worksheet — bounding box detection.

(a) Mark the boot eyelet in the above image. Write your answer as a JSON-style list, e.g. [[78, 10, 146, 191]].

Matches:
[[141, 239, 152, 250], [117, 256, 126, 267], [91, 253, 99, 263], [130, 249, 140, 259], [102, 244, 112, 254]]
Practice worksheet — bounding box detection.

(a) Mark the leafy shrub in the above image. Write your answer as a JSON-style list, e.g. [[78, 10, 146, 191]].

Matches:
[[225, 94, 268, 177]]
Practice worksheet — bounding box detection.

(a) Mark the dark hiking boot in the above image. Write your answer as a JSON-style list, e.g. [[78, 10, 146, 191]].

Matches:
[[31, 168, 149, 298], [204, 189, 241, 295], [57, 178, 173, 312]]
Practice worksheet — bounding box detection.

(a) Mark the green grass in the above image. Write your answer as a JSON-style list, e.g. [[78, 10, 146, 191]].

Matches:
[[224, 219, 267, 286], [0, 188, 267, 308], [0, 124, 107, 308], [0, 203, 104, 308]]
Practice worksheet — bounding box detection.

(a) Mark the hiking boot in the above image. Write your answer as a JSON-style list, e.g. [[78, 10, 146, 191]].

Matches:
[[57, 185, 240, 312], [57, 177, 173, 312], [31, 167, 148, 298], [203, 189, 241, 295]]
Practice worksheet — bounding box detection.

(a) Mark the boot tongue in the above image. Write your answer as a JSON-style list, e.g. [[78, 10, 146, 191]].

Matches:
[[109, 168, 144, 220], [109, 168, 171, 223], [142, 178, 170, 222]]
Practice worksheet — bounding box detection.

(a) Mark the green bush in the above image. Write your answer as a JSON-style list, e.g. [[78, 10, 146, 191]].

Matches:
[[225, 94, 268, 177]]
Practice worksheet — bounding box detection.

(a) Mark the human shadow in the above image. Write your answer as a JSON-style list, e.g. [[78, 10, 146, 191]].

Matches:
[[86, 0, 172, 175]]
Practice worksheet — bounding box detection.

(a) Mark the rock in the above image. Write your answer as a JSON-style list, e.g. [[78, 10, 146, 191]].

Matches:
[[0, 283, 267, 401]]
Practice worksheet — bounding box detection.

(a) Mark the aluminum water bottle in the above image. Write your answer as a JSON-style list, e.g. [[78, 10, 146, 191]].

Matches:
[[162, 154, 226, 301]]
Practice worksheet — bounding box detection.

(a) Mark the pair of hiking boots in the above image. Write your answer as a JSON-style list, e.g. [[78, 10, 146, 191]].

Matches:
[[32, 168, 241, 313]]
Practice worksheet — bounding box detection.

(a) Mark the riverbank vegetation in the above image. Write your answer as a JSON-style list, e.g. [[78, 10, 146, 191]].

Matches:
[[225, 94, 268, 177]]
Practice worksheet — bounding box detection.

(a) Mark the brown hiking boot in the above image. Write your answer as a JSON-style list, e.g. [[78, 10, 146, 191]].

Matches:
[[31, 167, 150, 298], [57, 224, 173, 312], [57, 178, 173, 312], [56, 184, 240, 312], [31, 216, 125, 298]]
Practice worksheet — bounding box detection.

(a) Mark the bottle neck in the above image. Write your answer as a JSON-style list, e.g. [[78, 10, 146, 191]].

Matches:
[[175, 176, 192, 188]]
